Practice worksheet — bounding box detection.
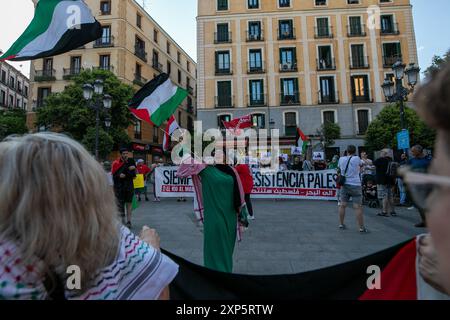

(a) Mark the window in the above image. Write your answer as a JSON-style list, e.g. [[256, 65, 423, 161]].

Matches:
[[24, 86, 28, 97], [100, 0, 111, 15], [0, 90, 5, 106], [95, 26, 112, 46], [278, 20, 294, 39], [177, 52, 181, 64], [9, 95, 14, 107], [178, 70, 182, 84], [167, 41, 171, 54], [135, 37, 147, 61], [317, 45, 334, 70], [216, 81, 232, 108], [153, 126, 159, 143], [357, 110, 369, 135], [383, 42, 402, 67], [249, 79, 265, 106], [323, 111, 336, 124], [279, 0, 290, 8], [215, 23, 230, 43], [252, 114, 265, 129], [218, 114, 231, 129], [135, 63, 142, 78], [9, 76, 15, 89], [153, 30, 158, 43], [316, 17, 331, 38], [248, 49, 263, 73], [215, 51, 231, 75], [248, 0, 259, 9], [247, 21, 262, 41], [134, 121, 142, 140], [167, 61, 172, 75], [351, 75, 370, 103], [217, 0, 228, 10], [348, 16, 364, 36], [37, 87, 51, 108], [1, 70, 6, 84], [187, 61, 190, 72], [136, 13, 142, 29], [350, 44, 368, 69], [70, 56, 82, 74], [380, 15, 398, 35], [279, 48, 297, 72], [284, 112, 297, 136], [18, 81, 22, 93], [315, 0, 327, 6], [280, 78, 299, 105], [319, 76, 337, 104], [99, 55, 111, 70]]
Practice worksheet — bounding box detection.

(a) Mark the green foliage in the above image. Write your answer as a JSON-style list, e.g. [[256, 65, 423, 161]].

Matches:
[[0, 109, 28, 140], [423, 49, 450, 79], [82, 127, 114, 160], [318, 122, 341, 147], [365, 103, 436, 152], [36, 69, 135, 151]]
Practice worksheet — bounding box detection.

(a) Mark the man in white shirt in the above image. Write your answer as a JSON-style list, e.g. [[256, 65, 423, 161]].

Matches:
[[337, 145, 368, 233]]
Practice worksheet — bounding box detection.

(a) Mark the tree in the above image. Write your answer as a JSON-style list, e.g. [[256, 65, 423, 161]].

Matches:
[[365, 103, 436, 152], [0, 109, 28, 140], [423, 49, 450, 79], [36, 69, 134, 152], [317, 122, 341, 147], [82, 127, 114, 160]]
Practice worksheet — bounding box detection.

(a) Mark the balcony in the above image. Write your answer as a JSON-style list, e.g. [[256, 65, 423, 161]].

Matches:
[[152, 59, 163, 72], [347, 24, 367, 37], [93, 65, 114, 72], [383, 55, 402, 68], [215, 63, 233, 76], [352, 89, 373, 103], [246, 31, 264, 42], [133, 74, 147, 87], [380, 23, 400, 35], [317, 58, 336, 71], [280, 92, 300, 106], [278, 28, 296, 40], [279, 61, 298, 72], [63, 67, 83, 80], [215, 95, 234, 108], [34, 69, 56, 82], [350, 56, 370, 69], [214, 32, 232, 44], [315, 26, 333, 39], [247, 61, 265, 74], [93, 36, 114, 48], [247, 94, 267, 107], [318, 91, 339, 104], [135, 46, 148, 62]]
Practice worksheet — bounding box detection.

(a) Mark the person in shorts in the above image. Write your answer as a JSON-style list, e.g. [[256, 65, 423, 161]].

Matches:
[[337, 145, 368, 233]]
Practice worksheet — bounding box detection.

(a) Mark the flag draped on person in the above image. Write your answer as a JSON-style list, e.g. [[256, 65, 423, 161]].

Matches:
[[296, 127, 309, 155], [0, 0, 102, 61], [163, 115, 179, 152], [128, 73, 188, 127]]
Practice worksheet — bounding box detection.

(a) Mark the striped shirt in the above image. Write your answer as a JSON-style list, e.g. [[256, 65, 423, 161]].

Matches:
[[0, 227, 178, 300]]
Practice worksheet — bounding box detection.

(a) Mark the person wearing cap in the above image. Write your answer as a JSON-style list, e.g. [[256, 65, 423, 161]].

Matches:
[[136, 159, 151, 201], [112, 148, 137, 228]]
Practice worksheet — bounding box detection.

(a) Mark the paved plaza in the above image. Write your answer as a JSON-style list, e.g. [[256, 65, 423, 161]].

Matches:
[[130, 198, 424, 275]]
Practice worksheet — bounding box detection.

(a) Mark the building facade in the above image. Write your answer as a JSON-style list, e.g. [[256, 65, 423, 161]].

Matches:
[[0, 60, 30, 111], [29, 0, 197, 161], [197, 0, 418, 157]]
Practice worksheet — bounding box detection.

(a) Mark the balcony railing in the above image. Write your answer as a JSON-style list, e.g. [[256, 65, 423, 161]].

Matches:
[[246, 31, 264, 42], [215, 63, 233, 75], [93, 65, 114, 72], [315, 26, 333, 39], [215, 95, 234, 108], [247, 61, 265, 74], [247, 94, 267, 107], [135, 46, 148, 62], [380, 23, 400, 35], [214, 32, 232, 44], [133, 74, 148, 87], [280, 92, 300, 106], [317, 58, 336, 71], [347, 24, 367, 37], [383, 55, 402, 68], [279, 61, 298, 72], [94, 36, 114, 48], [34, 69, 56, 82], [187, 86, 194, 95], [350, 56, 370, 69], [352, 89, 373, 103], [318, 90, 340, 104], [63, 67, 83, 80], [152, 59, 163, 72], [278, 28, 296, 40]]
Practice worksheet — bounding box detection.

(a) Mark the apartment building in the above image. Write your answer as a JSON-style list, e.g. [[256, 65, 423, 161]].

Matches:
[[29, 0, 197, 161], [0, 60, 30, 111], [197, 0, 418, 157]]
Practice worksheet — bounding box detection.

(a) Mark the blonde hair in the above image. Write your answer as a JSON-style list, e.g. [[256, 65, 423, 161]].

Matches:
[[0, 133, 120, 292]]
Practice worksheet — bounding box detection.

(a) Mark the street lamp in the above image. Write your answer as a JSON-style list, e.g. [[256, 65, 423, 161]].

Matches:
[[381, 59, 420, 130], [83, 78, 112, 160]]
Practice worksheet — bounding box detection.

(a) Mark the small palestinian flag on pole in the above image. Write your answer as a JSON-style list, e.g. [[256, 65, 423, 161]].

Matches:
[[0, 0, 102, 61], [163, 115, 180, 152], [296, 127, 309, 155], [129, 73, 188, 127]]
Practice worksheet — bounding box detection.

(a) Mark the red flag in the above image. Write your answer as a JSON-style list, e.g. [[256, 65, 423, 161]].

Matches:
[[222, 115, 253, 132]]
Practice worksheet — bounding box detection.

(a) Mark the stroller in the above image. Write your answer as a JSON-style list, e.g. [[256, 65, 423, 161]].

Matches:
[[362, 175, 379, 208]]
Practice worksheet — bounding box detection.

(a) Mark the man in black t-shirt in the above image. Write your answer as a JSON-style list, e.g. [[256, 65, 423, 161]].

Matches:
[[374, 149, 396, 217]]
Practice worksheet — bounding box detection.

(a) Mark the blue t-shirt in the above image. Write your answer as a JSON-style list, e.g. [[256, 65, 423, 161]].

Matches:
[[408, 156, 432, 171]]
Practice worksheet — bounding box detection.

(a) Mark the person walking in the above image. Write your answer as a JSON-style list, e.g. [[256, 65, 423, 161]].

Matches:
[[112, 148, 137, 228], [337, 145, 368, 233], [136, 159, 151, 201], [374, 149, 397, 217], [235, 161, 255, 220]]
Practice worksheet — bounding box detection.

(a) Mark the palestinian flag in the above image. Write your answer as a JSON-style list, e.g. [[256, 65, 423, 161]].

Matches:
[[163, 115, 179, 152], [129, 73, 188, 127], [296, 127, 309, 155], [0, 0, 102, 61]]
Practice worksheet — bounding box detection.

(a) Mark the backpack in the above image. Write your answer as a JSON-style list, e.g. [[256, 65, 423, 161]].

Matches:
[[386, 161, 400, 178]]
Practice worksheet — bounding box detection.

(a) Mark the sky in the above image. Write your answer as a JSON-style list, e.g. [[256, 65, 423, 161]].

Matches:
[[0, 0, 448, 77]]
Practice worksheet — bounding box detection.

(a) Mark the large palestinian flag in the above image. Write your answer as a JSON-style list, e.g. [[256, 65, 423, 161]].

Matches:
[[129, 73, 188, 127], [0, 0, 102, 61]]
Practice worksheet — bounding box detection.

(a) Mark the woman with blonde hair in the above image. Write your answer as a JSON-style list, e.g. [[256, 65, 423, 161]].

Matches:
[[0, 133, 178, 300]]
